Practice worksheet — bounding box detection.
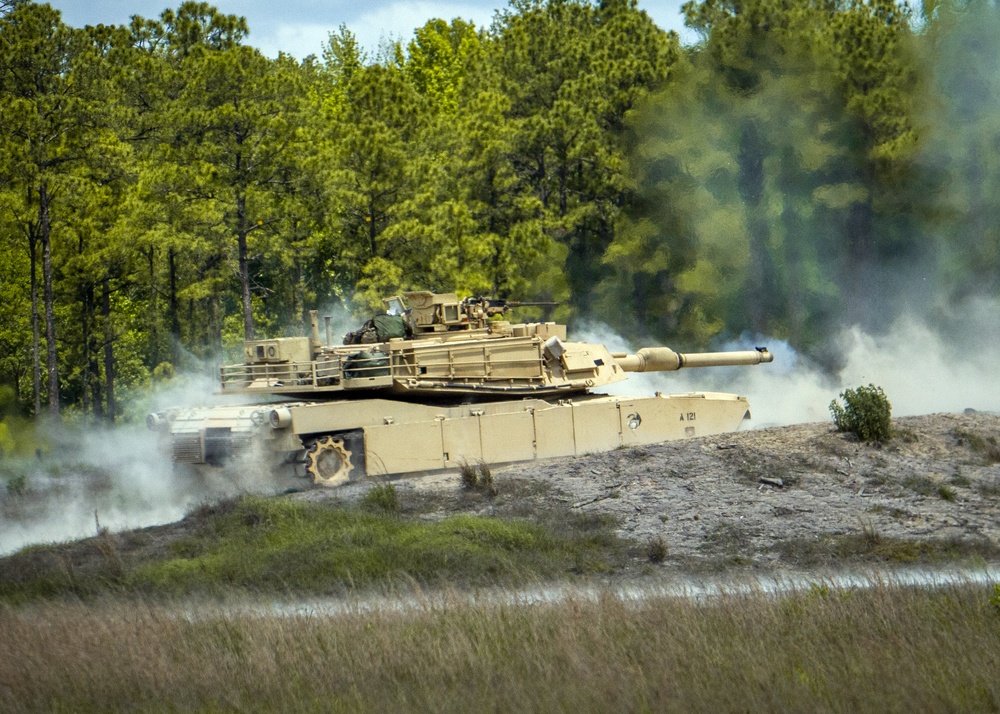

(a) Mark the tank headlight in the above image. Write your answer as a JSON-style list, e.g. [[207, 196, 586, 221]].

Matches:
[[269, 407, 292, 429], [147, 412, 165, 431]]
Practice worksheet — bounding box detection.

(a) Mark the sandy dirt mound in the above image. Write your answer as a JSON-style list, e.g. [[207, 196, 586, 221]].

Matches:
[[340, 412, 1000, 568], [4, 413, 998, 577]]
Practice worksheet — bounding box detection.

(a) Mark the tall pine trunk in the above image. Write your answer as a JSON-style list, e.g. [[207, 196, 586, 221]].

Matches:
[[844, 196, 875, 327], [28, 227, 41, 416], [39, 181, 59, 415], [148, 246, 159, 368], [236, 189, 254, 340], [102, 275, 116, 423], [168, 247, 181, 365], [80, 282, 92, 416], [737, 121, 776, 336], [292, 259, 304, 334]]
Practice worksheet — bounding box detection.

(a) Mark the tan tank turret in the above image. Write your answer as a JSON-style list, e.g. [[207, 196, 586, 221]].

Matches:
[[148, 292, 775, 487]]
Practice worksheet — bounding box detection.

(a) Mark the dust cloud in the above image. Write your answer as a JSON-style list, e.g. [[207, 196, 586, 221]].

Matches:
[[0, 372, 289, 557], [0, 305, 368, 556], [582, 297, 1000, 427]]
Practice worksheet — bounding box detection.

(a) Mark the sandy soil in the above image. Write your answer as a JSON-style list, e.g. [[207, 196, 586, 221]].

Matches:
[[312, 411, 1000, 568], [4, 413, 998, 578]]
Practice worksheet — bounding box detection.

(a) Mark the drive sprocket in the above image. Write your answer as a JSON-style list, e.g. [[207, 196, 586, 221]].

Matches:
[[305, 436, 354, 487]]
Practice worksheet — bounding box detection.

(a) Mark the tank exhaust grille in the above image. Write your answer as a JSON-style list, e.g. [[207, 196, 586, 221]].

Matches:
[[172, 433, 204, 463]]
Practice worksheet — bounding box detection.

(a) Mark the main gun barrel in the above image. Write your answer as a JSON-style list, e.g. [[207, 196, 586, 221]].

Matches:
[[614, 346, 773, 372]]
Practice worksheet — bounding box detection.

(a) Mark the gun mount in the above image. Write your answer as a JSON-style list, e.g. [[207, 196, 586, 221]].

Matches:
[[343, 291, 559, 345], [149, 291, 774, 487]]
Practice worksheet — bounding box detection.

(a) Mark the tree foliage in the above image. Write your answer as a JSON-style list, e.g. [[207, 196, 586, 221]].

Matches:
[[0, 0, 995, 424]]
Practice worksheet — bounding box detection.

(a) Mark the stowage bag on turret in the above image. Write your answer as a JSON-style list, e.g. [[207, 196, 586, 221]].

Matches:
[[343, 351, 391, 379], [372, 314, 408, 341]]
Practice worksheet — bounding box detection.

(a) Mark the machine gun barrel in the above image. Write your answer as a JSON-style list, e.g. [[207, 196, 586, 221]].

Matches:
[[477, 298, 559, 309], [614, 346, 773, 372], [475, 297, 560, 318]]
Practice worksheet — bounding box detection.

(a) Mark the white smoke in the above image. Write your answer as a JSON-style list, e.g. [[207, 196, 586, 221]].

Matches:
[[1, 423, 190, 555], [0, 371, 295, 557], [0, 307, 371, 556], [314, 300, 361, 347], [578, 298, 1000, 427]]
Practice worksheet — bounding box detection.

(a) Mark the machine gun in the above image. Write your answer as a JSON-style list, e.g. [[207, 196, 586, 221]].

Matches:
[[341, 291, 559, 344], [465, 296, 560, 320], [343, 292, 558, 345]]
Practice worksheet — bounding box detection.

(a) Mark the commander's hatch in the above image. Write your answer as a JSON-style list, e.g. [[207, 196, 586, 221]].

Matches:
[[383, 295, 406, 316], [402, 291, 468, 332]]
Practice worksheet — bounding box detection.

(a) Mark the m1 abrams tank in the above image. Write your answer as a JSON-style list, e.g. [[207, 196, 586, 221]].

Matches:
[[147, 291, 774, 487]]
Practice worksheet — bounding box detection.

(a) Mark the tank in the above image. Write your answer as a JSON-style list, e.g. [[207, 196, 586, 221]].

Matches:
[[147, 292, 774, 487]]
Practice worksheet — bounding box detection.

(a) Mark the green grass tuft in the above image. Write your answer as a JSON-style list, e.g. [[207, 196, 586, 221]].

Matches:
[[360, 483, 400, 514], [773, 530, 999, 565], [646, 536, 668, 563], [903, 475, 937, 497], [0, 495, 625, 603]]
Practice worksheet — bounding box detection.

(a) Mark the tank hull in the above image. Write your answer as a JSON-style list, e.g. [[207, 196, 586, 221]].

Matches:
[[155, 391, 752, 485]]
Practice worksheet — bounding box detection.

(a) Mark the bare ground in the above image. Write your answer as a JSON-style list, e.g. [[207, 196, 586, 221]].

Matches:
[[314, 411, 1000, 569], [3, 412, 999, 582]]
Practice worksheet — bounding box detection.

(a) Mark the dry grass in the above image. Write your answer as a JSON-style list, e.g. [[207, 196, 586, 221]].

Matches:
[[953, 428, 1000, 465], [1, 582, 999, 712], [459, 460, 497, 496], [773, 530, 998, 566]]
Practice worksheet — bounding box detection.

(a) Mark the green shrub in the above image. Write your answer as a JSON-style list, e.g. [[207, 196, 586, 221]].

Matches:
[[830, 384, 893, 443], [477, 463, 497, 497], [361, 483, 399, 514], [952, 428, 1000, 465], [903, 475, 936, 497]]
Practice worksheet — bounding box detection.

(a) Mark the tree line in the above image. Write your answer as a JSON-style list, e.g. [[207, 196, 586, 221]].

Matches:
[[0, 0, 997, 423]]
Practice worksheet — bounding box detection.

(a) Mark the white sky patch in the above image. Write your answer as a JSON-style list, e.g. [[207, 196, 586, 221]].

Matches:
[[262, 22, 337, 59], [350, 2, 494, 55], [246, 3, 496, 58], [251, 0, 694, 58], [46, 0, 692, 59]]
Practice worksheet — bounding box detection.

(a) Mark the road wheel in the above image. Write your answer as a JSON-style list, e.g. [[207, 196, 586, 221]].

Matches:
[[306, 436, 354, 487]]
